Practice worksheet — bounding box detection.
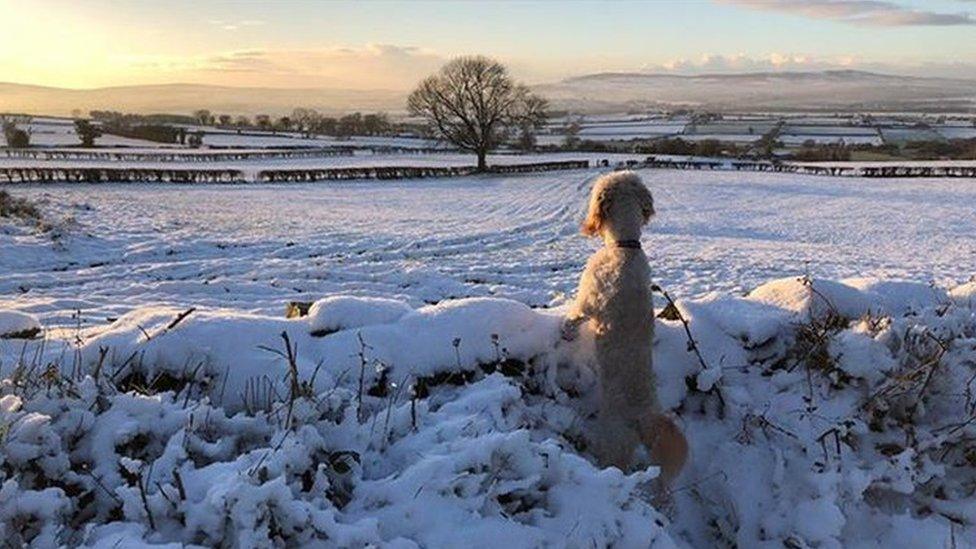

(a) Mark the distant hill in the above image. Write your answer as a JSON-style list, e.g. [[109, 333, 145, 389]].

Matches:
[[3, 71, 974, 117], [0, 82, 406, 117], [535, 70, 976, 113]]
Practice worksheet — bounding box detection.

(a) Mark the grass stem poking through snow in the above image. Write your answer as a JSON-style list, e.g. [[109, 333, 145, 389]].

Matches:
[[257, 330, 301, 429], [355, 332, 372, 422]]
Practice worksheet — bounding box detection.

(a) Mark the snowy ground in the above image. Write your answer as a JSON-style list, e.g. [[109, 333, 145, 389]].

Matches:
[[0, 121, 167, 148], [2, 168, 973, 329], [2, 167, 975, 547]]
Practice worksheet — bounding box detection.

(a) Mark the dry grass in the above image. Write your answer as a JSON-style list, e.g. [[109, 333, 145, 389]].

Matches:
[[0, 189, 42, 222]]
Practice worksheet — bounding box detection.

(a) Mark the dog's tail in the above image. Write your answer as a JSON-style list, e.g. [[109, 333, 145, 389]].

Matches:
[[641, 414, 689, 485]]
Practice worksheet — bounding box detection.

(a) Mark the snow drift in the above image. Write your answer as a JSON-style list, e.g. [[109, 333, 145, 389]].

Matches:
[[0, 310, 41, 339], [1, 276, 975, 547]]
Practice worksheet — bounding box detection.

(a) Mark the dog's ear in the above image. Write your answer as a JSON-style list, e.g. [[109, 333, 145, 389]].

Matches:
[[637, 184, 655, 223], [581, 188, 606, 236]]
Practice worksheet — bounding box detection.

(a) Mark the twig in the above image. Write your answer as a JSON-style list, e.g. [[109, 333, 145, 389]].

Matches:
[[172, 468, 187, 501], [355, 332, 372, 422], [137, 464, 157, 531], [652, 284, 709, 373], [248, 430, 289, 477], [165, 307, 197, 331]]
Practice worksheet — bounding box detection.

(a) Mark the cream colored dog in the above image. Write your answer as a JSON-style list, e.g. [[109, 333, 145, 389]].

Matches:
[[563, 170, 687, 484]]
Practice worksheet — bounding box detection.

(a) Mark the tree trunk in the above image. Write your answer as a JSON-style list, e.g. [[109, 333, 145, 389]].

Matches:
[[476, 150, 488, 172]]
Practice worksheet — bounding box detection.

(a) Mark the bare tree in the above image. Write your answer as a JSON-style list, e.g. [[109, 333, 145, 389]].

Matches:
[[563, 118, 582, 149], [193, 109, 213, 126], [337, 113, 362, 138], [74, 119, 102, 147], [408, 56, 548, 171], [275, 116, 292, 133], [363, 113, 390, 136], [2, 118, 30, 148], [292, 108, 319, 138], [234, 115, 250, 133]]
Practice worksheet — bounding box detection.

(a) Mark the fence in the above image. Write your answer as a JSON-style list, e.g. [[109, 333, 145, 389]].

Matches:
[[258, 160, 589, 182], [0, 147, 355, 162], [0, 167, 245, 183], [640, 158, 976, 177], [0, 160, 590, 184]]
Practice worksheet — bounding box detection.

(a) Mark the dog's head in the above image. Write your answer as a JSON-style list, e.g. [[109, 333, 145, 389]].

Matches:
[[581, 170, 655, 237]]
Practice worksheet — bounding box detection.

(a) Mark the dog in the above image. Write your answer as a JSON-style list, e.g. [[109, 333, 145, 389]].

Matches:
[[562, 170, 688, 486]]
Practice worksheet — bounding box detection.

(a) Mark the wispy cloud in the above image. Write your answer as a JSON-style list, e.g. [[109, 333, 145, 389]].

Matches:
[[720, 0, 976, 26], [203, 50, 279, 73], [120, 44, 446, 89], [208, 19, 265, 31]]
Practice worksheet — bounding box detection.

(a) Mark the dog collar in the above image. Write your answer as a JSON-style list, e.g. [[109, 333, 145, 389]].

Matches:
[[613, 240, 642, 249]]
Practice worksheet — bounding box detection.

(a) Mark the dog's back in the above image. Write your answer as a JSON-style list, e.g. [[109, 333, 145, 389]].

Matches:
[[583, 246, 657, 417]]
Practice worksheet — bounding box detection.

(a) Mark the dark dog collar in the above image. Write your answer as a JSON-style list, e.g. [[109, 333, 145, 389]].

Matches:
[[614, 240, 642, 249]]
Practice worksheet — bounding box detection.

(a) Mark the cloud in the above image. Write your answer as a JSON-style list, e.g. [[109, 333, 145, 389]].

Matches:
[[642, 52, 976, 80], [720, 0, 976, 26], [208, 19, 265, 31], [121, 44, 447, 89], [203, 50, 279, 73], [645, 53, 854, 74]]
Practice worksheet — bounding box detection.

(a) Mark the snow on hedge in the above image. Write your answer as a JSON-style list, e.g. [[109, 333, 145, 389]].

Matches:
[[1, 277, 975, 547], [0, 309, 41, 339], [951, 281, 976, 308], [306, 296, 414, 336]]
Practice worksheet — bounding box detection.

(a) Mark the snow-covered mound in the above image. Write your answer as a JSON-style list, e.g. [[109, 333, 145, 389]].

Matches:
[[747, 277, 877, 320], [1, 277, 975, 547], [306, 296, 414, 336], [843, 277, 949, 317], [950, 281, 976, 308], [747, 276, 951, 320], [0, 309, 41, 339]]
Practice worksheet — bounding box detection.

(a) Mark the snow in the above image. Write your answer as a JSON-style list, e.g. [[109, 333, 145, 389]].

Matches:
[[539, 117, 686, 144], [935, 126, 976, 140], [880, 127, 945, 144], [0, 122, 169, 148], [3, 276, 975, 546], [202, 132, 447, 150], [76, 298, 561, 402], [679, 133, 762, 143], [950, 281, 976, 308], [748, 277, 878, 320], [0, 310, 41, 338], [781, 126, 879, 136], [3, 168, 975, 331], [843, 278, 949, 316], [779, 134, 884, 146], [307, 296, 413, 335], [2, 165, 976, 547]]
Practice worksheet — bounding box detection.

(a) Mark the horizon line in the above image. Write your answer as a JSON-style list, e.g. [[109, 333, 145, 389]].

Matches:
[[4, 67, 971, 92]]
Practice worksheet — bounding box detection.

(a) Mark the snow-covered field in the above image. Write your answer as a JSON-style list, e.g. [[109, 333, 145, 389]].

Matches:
[[936, 126, 976, 140], [4, 168, 973, 328], [201, 132, 448, 151], [0, 121, 166, 148], [2, 167, 975, 547]]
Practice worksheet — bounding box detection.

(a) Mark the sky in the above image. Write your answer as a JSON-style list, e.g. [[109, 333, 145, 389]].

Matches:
[[1, 0, 975, 90]]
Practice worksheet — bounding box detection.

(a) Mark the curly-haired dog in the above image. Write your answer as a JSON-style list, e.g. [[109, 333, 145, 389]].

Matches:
[[563, 171, 687, 485]]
